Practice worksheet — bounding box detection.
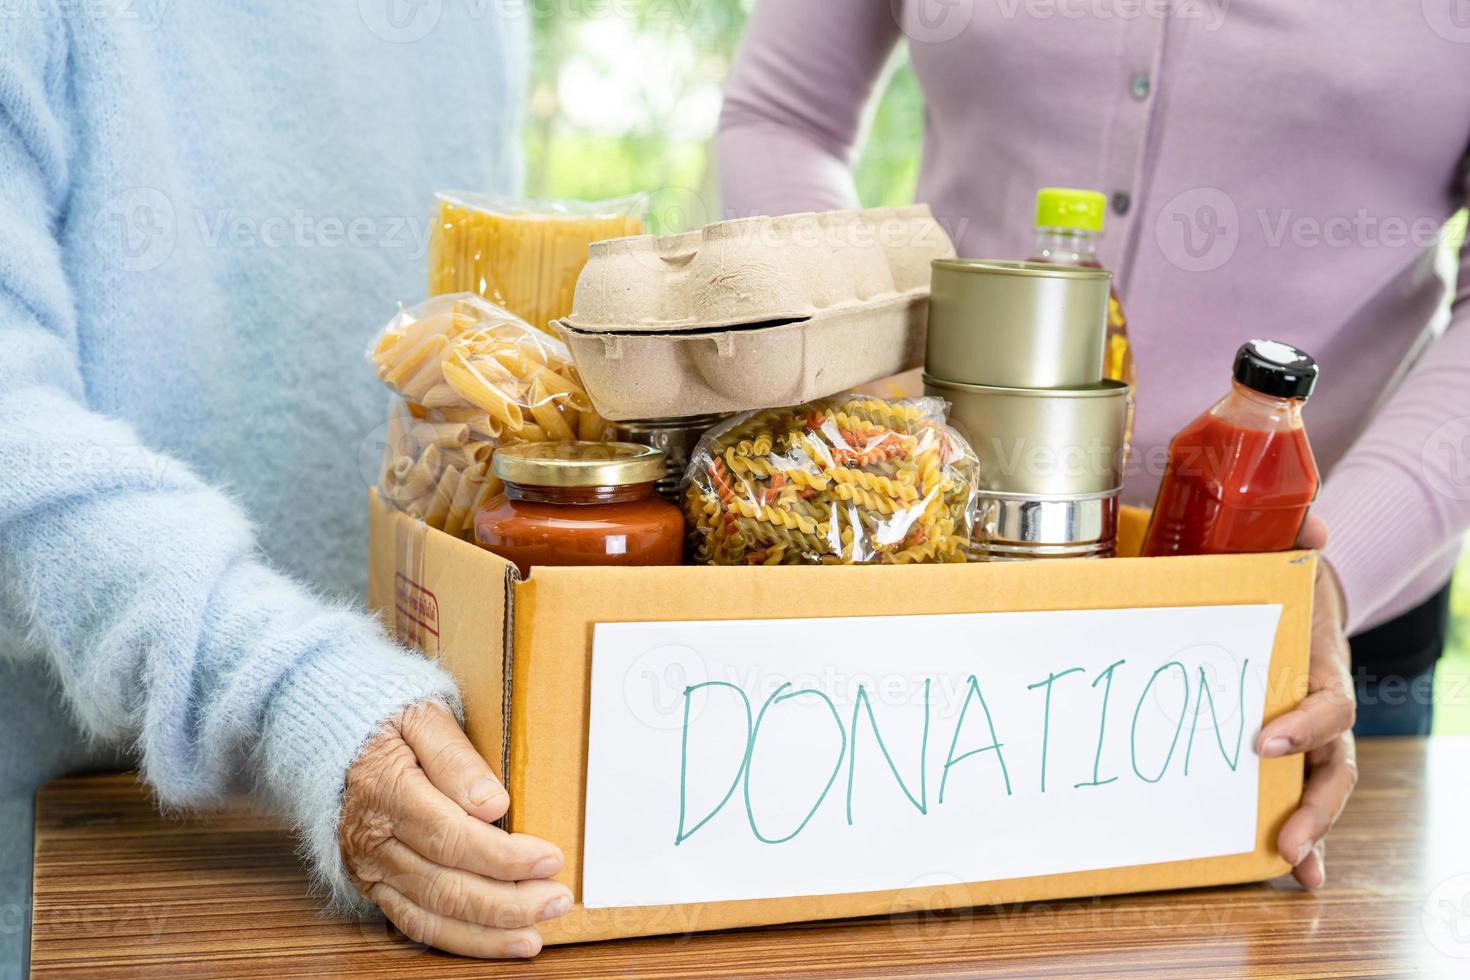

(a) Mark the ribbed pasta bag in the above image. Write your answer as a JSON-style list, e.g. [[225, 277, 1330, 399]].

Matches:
[[367, 293, 606, 538], [684, 395, 980, 565]]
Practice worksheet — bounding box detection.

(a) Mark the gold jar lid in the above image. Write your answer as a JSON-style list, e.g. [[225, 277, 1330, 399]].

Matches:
[[492, 441, 666, 488]]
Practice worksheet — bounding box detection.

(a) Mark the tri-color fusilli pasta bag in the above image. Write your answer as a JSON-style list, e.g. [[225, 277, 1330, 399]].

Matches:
[[368, 293, 605, 539], [684, 394, 981, 565]]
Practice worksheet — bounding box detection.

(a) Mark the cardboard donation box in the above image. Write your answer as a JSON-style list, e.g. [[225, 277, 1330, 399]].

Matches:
[[367, 489, 1314, 945]]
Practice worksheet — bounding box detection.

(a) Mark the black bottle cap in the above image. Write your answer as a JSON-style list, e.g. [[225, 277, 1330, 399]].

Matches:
[[1233, 339, 1318, 400]]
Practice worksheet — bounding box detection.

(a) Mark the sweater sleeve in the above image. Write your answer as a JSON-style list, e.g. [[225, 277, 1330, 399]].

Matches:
[[1313, 193, 1470, 634], [716, 0, 901, 217], [0, 22, 454, 915]]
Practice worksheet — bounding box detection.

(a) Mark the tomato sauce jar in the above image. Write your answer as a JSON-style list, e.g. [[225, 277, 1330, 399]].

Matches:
[[1142, 340, 1320, 557], [474, 442, 685, 576]]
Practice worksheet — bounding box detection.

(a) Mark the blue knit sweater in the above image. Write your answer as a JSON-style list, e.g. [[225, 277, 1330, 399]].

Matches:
[[0, 3, 526, 968]]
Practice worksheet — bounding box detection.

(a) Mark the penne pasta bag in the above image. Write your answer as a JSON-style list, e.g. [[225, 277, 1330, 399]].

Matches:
[[426, 191, 647, 334], [683, 394, 981, 566], [367, 293, 607, 539]]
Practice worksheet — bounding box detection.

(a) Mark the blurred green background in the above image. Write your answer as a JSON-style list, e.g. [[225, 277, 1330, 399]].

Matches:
[[524, 2, 1469, 733], [522, 0, 922, 219]]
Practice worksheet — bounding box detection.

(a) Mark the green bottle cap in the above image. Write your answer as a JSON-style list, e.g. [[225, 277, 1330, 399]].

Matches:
[[1035, 188, 1107, 234]]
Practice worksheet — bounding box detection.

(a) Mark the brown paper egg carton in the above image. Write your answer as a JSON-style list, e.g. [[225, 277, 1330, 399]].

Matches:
[[558, 205, 956, 421]]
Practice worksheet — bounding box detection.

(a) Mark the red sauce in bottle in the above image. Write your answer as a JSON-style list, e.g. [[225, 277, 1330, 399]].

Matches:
[[1142, 341, 1320, 557]]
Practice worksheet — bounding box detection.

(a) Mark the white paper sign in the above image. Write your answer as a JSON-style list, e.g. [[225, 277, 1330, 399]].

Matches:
[[582, 605, 1282, 909]]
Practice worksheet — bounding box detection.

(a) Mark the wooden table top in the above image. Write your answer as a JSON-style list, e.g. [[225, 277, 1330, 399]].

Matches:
[[30, 737, 1470, 979]]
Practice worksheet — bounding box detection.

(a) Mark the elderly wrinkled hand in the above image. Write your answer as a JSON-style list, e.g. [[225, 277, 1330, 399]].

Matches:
[[340, 702, 571, 958], [1254, 514, 1357, 889]]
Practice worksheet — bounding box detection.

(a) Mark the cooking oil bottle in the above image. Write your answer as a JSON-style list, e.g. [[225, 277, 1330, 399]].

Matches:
[[1029, 188, 1137, 391]]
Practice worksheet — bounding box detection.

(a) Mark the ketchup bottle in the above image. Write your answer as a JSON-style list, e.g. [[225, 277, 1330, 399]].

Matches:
[[1142, 340, 1320, 557]]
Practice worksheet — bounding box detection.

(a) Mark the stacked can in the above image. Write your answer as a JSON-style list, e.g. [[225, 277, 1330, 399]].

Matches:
[[607, 414, 732, 504], [923, 260, 1128, 559]]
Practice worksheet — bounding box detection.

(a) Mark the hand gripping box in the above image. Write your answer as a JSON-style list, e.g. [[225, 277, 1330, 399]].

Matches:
[[367, 490, 1313, 944]]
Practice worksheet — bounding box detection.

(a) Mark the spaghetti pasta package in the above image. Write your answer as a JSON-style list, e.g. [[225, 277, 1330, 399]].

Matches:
[[684, 395, 981, 565], [428, 192, 645, 334], [369, 293, 605, 538]]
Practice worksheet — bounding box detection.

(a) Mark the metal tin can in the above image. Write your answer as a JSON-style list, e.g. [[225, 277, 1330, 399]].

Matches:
[[926, 259, 1112, 389], [608, 414, 732, 503], [924, 375, 1127, 497], [971, 491, 1119, 561]]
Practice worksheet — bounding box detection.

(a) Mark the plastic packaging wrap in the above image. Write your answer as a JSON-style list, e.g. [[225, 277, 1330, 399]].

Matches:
[[428, 191, 645, 333], [368, 293, 606, 538], [684, 394, 980, 565]]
